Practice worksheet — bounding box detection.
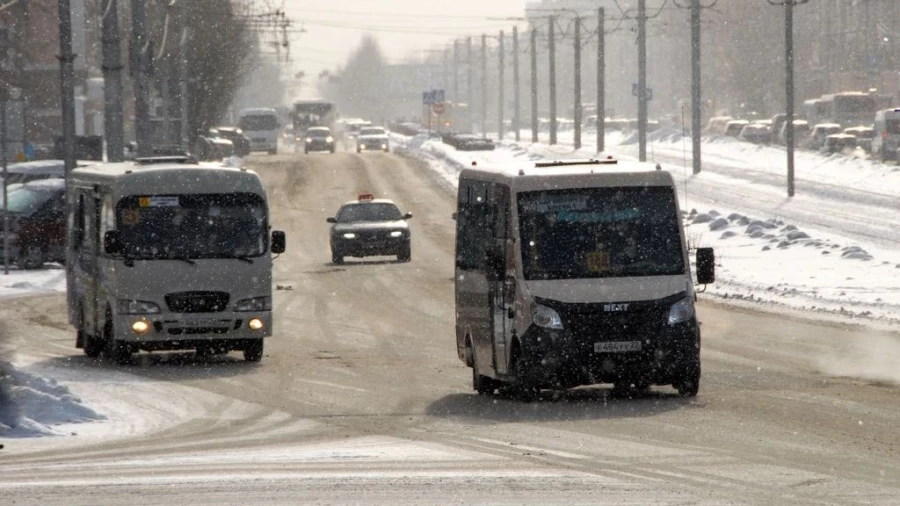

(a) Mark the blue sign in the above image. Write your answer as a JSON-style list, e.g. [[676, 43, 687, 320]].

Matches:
[[423, 91, 434, 105], [434, 89, 445, 103]]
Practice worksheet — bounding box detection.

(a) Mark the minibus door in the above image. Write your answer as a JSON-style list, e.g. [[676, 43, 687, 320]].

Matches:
[[490, 185, 511, 375]]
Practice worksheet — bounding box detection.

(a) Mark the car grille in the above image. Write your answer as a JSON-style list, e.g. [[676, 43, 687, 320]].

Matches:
[[165, 291, 230, 313]]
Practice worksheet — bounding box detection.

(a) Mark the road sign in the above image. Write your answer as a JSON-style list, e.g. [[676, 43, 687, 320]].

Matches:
[[632, 83, 653, 101], [422, 91, 434, 105], [432, 102, 445, 115], [434, 89, 445, 103]]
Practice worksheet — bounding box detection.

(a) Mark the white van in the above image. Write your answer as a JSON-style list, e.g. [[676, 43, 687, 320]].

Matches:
[[454, 159, 715, 400], [66, 156, 286, 364], [238, 108, 280, 155], [872, 108, 900, 162]]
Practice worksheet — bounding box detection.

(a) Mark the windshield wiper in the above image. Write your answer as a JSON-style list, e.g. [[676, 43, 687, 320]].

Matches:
[[170, 256, 197, 265], [233, 255, 254, 264]]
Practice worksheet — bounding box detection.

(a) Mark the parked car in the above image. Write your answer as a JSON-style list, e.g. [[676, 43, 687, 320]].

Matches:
[[778, 119, 810, 147], [705, 116, 733, 136], [821, 133, 857, 155], [193, 135, 234, 161], [724, 120, 749, 137], [844, 126, 874, 153], [739, 123, 771, 144], [805, 123, 843, 151], [209, 126, 251, 157], [0, 178, 66, 269]]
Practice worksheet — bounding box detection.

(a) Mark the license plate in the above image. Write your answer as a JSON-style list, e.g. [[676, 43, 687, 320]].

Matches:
[[594, 341, 642, 353]]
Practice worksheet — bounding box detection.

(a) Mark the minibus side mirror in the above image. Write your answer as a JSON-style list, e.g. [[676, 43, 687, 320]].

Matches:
[[326, 217, 337, 224], [403, 212, 413, 220], [271, 231, 286, 254], [696, 247, 715, 285], [104, 231, 121, 255]]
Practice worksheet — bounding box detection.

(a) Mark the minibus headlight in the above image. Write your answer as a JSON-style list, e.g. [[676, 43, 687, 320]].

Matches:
[[305, 137, 313, 143], [132, 319, 151, 335], [667, 297, 695, 325], [342, 233, 357, 239], [359, 144, 366, 150], [117, 299, 161, 314], [234, 296, 271, 312], [326, 136, 334, 143], [248, 318, 265, 331], [390, 231, 403, 238], [381, 143, 388, 150], [532, 304, 563, 329]]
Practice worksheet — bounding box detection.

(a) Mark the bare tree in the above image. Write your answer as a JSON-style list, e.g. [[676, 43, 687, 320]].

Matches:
[[323, 35, 389, 121]]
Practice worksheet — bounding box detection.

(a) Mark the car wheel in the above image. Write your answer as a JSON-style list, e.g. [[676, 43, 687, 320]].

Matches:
[[17, 245, 45, 270], [304, 148, 309, 154], [332, 249, 344, 265], [674, 363, 701, 397], [243, 339, 264, 363], [397, 243, 411, 262], [356, 148, 361, 153]]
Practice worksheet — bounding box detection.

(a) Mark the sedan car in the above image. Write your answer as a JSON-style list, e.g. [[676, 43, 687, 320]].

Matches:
[[304, 126, 336, 154], [0, 178, 66, 269], [356, 127, 390, 153], [209, 126, 251, 157], [327, 194, 412, 264]]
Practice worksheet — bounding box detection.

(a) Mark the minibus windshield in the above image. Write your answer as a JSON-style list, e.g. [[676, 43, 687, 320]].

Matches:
[[518, 186, 685, 280], [116, 193, 267, 260]]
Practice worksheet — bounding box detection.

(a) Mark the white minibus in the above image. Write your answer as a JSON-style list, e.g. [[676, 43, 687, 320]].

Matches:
[[238, 108, 281, 155], [454, 159, 715, 400], [66, 156, 286, 364]]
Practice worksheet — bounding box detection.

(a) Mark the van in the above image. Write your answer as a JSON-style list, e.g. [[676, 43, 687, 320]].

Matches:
[[454, 159, 715, 400], [237, 108, 280, 155], [66, 157, 286, 364], [0, 178, 67, 269], [872, 108, 900, 162]]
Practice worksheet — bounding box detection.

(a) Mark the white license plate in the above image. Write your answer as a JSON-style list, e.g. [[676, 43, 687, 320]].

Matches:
[[594, 341, 642, 353]]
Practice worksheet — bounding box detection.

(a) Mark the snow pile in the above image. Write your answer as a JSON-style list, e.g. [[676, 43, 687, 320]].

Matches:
[[0, 266, 67, 299], [0, 360, 105, 437]]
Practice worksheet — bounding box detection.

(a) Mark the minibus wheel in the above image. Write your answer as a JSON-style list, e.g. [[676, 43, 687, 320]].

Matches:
[[674, 364, 700, 397], [509, 347, 539, 402], [244, 339, 264, 362], [102, 313, 131, 365]]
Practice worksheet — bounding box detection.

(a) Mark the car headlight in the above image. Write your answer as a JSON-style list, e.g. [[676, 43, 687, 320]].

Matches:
[[390, 231, 403, 238], [234, 296, 272, 312], [306, 137, 312, 143], [381, 143, 388, 150], [667, 297, 695, 325], [532, 304, 563, 329], [117, 299, 161, 314], [359, 144, 366, 150], [342, 233, 357, 239], [326, 136, 334, 143]]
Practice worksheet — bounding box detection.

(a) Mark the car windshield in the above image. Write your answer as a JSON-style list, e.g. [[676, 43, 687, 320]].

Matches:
[[360, 128, 385, 136], [308, 129, 330, 138], [3, 185, 59, 216], [336, 203, 402, 222], [518, 187, 685, 280], [115, 193, 267, 260]]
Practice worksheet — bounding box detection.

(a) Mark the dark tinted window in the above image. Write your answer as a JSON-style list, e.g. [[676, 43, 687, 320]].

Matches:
[[238, 115, 278, 131], [336, 203, 402, 223]]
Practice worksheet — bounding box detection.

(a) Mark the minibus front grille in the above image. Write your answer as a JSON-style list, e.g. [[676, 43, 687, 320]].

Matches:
[[165, 291, 230, 313]]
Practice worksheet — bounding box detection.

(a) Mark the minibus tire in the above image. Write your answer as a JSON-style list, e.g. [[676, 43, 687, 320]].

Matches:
[[510, 348, 539, 402], [83, 331, 103, 359], [244, 339, 264, 362], [102, 315, 131, 365], [674, 365, 701, 398]]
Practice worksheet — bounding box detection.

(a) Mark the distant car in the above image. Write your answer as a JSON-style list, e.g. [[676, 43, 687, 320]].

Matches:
[[193, 135, 234, 161], [356, 127, 390, 153], [209, 126, 251, 157], [304, 126, 336, 154], [723, 120, 749, 137], [805, 123, 843, 151], [445, 134, 495, 151], [326, 193, 412, 264], [821, 133, 857, 155], [770, 113, 787, 144], [0, 178, 66, 269], [343, 119, 372, 143], [872, 108, 900, 161], [739, 123, 771, 144], [844, 126, 874, 153], [778, 119, 810, 147], [705, 116, 733, 136], [281, 125, 295, 144]]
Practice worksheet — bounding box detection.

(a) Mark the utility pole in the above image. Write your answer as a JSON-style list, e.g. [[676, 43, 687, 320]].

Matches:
[[467, 37, 473, 132], [573, 16, 582, 150], [131, 0, 153, 157], [452, 40, 459, 103], [548, 17, 557, 145], [178, 1, 189, 148], [596, 8, 605, 153], [690, 0, 701, 174], [637, 0, 648, 162], [498, 30, 505, 141], [530, 27, 538, 143], [101, 0, 125, 162], [769, 0, 809, 197], [513, 26, 520, 142], [58, 0, 77, 175], [480, 34, 487, 136]]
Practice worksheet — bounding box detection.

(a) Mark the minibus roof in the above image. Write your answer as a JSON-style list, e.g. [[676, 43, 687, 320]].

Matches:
[[69, 160, 265, 197], [460, 158, 676, 192]]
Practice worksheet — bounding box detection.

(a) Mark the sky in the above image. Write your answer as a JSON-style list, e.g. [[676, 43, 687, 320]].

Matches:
[[280, 1, 529, 98], [4, 125, 900, 437]]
